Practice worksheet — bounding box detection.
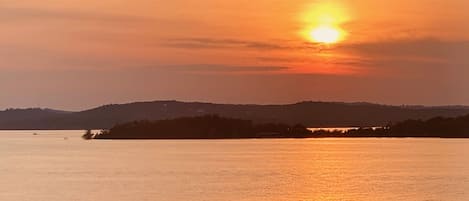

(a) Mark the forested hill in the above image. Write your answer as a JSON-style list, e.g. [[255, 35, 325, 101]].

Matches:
[[1, 101, 469, 129]]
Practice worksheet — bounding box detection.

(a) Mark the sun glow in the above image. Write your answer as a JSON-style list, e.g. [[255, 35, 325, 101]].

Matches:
[[310, 25, 343, 44], [301, 2, 349, 44]]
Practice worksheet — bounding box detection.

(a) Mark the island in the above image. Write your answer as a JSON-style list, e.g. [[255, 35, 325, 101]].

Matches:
[[88, 115, 313, 139], [85, 114, 469, 140]]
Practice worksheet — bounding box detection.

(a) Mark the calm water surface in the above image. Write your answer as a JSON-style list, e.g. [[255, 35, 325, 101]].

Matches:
[[1, 130, 469, 201]]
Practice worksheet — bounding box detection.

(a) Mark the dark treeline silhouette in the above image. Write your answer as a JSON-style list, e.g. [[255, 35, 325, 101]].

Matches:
[[313, 114, 469, 138], [88, 114, 469, 139], [93, 115, 312, 139]]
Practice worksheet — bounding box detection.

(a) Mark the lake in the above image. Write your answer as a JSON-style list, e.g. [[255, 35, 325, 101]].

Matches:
[[1, 130, 468, 201]]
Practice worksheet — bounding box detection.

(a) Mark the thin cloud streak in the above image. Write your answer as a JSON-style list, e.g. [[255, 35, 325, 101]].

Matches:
[[164, 38, 286, 50], [334, 38, 469, 76], [163, 37, 323, 51], [168, 64, 290, 73], [340, 38, 469, 60]]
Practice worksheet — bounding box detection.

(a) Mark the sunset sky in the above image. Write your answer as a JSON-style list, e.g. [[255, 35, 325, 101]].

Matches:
[[1, 0, 469, 110]]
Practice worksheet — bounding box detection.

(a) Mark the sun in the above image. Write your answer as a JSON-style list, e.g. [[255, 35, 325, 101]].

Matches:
[[300, 2, 350, 44], [310, 25, 342, 44]]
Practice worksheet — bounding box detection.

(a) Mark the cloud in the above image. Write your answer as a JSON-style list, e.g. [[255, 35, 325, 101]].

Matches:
[[163, 37, 323, 51], [166, 64, 290, 73], [163, 38, 285, 50], [327, 38, 469, 76], [159, 37, 469, 74], [340, 38, 469, 62], [256, 57, 299, 63]]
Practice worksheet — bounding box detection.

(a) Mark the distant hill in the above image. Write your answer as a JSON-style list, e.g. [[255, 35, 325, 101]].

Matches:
[[0, 108, 71, 129], [1, 101, 469, 129]]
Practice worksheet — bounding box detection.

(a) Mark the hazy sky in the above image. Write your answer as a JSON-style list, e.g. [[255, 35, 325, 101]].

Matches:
[[1, 0, 469, 110]]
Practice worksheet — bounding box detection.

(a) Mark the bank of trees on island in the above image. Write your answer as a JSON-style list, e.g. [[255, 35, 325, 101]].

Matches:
[[92, 115, 312, 139], [314, 114, 469, 138], [85, 114, 469, 139]]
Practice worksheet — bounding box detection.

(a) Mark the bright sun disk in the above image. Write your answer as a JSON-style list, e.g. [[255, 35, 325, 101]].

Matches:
[[310, 26, 342, 44]]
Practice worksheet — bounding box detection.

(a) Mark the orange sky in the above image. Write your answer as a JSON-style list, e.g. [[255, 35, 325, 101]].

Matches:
[[1, 0, 469, 110]]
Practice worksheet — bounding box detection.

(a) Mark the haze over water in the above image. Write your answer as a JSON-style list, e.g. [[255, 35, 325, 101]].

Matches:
[[1, 130, 468, 201]]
